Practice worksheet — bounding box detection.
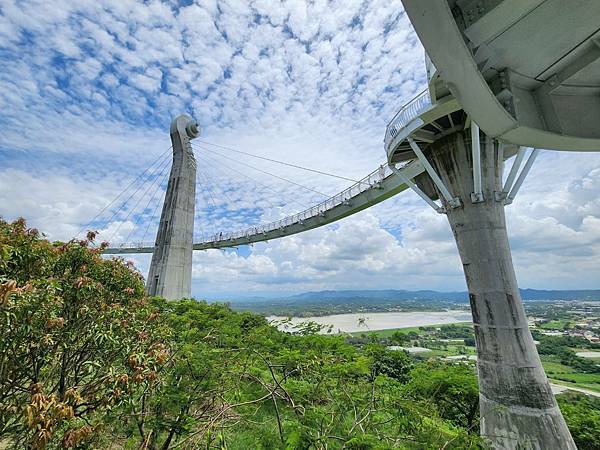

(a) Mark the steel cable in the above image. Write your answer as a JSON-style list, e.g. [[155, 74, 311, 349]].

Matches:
[[196, 139, 359, 183]]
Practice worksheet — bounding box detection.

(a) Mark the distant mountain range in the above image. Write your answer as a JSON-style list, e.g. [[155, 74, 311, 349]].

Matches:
[[233, 288, 600, 304], [226, 288, 600, 317]]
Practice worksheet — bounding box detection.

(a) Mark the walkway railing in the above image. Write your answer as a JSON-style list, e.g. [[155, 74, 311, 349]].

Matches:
[[384, 88, 431, 147], [108, 163, 397, 251], [203, 163, 394, 243]]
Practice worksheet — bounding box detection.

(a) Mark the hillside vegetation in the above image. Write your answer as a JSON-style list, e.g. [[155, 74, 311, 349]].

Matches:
[[0, 218, 597, 449]]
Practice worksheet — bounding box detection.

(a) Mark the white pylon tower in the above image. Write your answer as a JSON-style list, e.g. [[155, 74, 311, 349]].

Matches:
[[146, 115, 199, 300], [388, 0, 600, 446], [416, 129, 574, 449]]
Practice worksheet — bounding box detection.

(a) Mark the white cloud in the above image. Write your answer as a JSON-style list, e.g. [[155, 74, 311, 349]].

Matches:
[[0, 0, 599, 297]]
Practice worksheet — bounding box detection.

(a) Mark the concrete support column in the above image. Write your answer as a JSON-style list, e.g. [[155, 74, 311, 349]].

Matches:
[[146, 115, 199, 300], [424, 130, 575, 449]]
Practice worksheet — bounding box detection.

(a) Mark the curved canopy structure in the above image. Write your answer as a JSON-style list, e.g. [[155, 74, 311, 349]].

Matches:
[[401, 0, 600, 152]]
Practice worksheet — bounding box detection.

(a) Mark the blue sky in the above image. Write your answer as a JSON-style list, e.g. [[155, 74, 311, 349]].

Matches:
[[1, 0, 600, 299]]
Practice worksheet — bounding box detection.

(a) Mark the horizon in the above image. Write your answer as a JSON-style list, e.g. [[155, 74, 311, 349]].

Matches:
[[200, 286, 600, 302]]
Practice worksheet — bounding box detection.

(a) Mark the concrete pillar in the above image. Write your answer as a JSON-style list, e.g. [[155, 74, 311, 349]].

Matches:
[[423, 130, 575, 449], [146, 115, 199, 300]]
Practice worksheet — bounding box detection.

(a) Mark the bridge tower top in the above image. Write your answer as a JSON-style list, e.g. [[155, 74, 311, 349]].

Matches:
[[170, 114, 200, 140]]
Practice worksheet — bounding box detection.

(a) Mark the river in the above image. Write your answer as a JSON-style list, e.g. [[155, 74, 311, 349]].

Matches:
[[267, 310, 473, 333]]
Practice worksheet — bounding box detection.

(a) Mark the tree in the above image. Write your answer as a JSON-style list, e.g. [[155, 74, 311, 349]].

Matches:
[[390, 331, 410, 344], [463, 337, 475, 347], [0, 218, 166, 449], [404, 361, 480, 430], [557, 393, 600, 450], [366, 344, 412, 383], [1, 217, 488, 449]]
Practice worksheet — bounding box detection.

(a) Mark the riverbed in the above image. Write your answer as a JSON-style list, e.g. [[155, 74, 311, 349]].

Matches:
[[267, 310, 472, 333]]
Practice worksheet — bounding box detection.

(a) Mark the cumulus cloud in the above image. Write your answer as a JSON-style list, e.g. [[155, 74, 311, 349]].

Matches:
[[0, 0, 599, 297]]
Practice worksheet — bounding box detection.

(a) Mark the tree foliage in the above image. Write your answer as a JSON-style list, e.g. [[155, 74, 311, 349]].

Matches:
[[535, 332, 600, 373], [557, 393, 600, 450], [1, 218, 596, 449], [403, 362, 480, 431], [0, 218, 167, 448]]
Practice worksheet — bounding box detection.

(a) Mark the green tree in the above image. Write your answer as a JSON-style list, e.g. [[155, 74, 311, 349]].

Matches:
[[367, 345, 412, 383], [404, 361, 480, 430], [557, 393, 600, 450], [0, 218, 166, 449], [0, 217, 488, 449]]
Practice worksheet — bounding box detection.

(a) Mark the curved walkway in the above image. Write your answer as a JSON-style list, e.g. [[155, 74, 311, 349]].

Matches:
[[103, 159, 425, 254]]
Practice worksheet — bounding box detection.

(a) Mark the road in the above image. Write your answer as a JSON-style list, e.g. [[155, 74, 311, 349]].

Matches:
[[550, 383, 600, 398]]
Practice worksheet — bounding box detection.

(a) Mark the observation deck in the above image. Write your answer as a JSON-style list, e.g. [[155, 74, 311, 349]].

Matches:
[[401, 0, 600, 152], [385, 88, 463, 164]]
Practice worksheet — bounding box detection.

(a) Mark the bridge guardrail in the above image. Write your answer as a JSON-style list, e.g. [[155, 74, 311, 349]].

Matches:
[[110, 95, 434, 253], [384, 89, 431, 147], [105, 91, 432, 253], [208, 163, 397, 244], [106, 163, 400, 251], [108, 241, 155, 249]]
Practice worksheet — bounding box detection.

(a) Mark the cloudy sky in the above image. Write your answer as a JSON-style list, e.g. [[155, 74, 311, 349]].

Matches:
[[1, 0, 599, 299]]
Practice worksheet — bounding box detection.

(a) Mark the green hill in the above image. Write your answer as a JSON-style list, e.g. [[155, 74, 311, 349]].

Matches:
[[0, 218, 597, 449]]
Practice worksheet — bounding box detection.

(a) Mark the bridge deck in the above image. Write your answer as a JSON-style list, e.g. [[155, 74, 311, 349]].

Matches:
[[103, 160, 425, 254]]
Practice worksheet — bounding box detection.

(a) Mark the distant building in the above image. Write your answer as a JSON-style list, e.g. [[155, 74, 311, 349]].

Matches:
[[387, 346, 431, 353]]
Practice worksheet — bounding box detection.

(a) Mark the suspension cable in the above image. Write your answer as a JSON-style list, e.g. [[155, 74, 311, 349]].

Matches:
[[195, 169, 221, 237], [132, 167, 171, 245], [78, 146, 172, 236], [193, 143, 330, 198], [103, 155, 172, 244], [190, 171, 208, 242], [197, 168, 221, 213], [195, 151, 310, 210], [200, 169, 235, 240], [199, 162, 280, 234], [192, 184, 209, 241], [199, 154, 305, 228], [198, 164, 238, 214], [197, 139, 359, 183]]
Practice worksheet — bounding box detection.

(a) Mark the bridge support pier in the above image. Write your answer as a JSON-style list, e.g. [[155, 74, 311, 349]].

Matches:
[[146, 115, 199, 300], [422, 130, 575, 449]]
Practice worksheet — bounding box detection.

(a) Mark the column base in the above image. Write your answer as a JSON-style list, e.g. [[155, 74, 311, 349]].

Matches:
[[480, 394, 577, 450]]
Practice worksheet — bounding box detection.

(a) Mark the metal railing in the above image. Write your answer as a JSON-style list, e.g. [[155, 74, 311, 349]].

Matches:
[[106, 92, 435, 253], [384, 89, 431, 146], [202, 163, 395, 244], [107, 163, 397, 251], [109, 240, 155, 249], [107, 92, 436, 253]]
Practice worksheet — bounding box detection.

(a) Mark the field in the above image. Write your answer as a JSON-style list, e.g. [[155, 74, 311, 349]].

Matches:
[[539, 319, 571, 330], [542, 360, 577, 374], [540, 359, 600, 393], [549, 377, 600, 394], [349, 321, 472, 337], [352, 321, 600, 395]]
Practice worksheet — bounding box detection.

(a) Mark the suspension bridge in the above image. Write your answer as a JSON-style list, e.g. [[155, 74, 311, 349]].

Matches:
[[101, 158, 425, 254], [82, 2, 600, 448]]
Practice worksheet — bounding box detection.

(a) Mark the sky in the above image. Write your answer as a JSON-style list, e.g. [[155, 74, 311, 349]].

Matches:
[[1, 0, 599, 299]]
